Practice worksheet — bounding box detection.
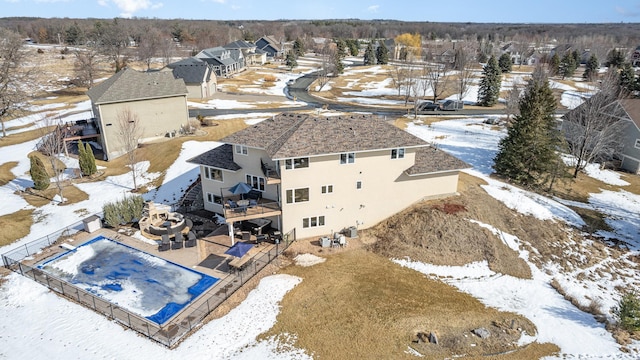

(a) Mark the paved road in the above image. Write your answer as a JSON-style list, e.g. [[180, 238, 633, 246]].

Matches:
[[189, 71, 568, 118]]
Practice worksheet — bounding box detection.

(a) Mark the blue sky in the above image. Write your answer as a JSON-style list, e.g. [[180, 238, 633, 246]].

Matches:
[[2, 0, 640, 23]]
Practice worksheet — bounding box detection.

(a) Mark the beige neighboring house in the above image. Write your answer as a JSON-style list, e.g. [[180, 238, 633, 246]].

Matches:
[[188, 113, 469, 240], [164, 57, 217, 99], [87, 68, 189, 160]]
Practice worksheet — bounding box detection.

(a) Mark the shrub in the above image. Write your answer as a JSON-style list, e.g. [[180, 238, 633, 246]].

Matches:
[[615, 292, 640, 332], [264, 74, 277, 83], [29, 155, 50, 190], [102, 195, 144, 228]]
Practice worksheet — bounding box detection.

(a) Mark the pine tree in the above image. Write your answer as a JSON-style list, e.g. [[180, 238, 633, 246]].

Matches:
[[376, 40, 389, 65], [292, 38, 305, 57], [606, 49, 625, 69], [477, 55, 501, 107], [334, 39, 346, 74], [620, 62, 638, 94], [78, 139, 88, 176], [583, 54, 599, 82], [498, 53, 512, 73], [29, 155, 50, 190], [559, 52, 577, 79], [493, 68, 562, 188], [363, 42, 376, 65], [549, 53, 560, 76], [285, 52, 298, 71], [85, 141, 97, 176]]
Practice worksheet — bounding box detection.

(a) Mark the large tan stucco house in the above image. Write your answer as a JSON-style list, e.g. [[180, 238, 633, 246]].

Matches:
[[188, 113, 469, 240], [87, 68, 189, 160]]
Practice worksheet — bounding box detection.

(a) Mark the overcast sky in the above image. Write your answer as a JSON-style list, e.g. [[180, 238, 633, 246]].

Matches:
[[2, 0, 640, 23]]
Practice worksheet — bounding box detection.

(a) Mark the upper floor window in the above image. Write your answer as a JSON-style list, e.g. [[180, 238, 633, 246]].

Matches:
[[321, 185, 333, 194], [340, 152, 355, 164], [635, 139, 640, 149], [303, 215, 325, 228], [235, 144, 248, 155], [356, 181, 362, 190], [285, 157, 309, 170], [246, 174, 265, 191], [391, 148, 405, 159], [204, 166, 223, 182], [286, 188, 309, 203]]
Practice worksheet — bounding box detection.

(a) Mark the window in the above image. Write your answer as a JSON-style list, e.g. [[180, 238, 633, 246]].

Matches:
[[340, 152, 355, 164], [321, 185, 333, 194], [391, 148, 405, 159], [246, 174, 265, 191], [234, 144, 248, 155], [286, 188, 309, 203], [303, 215, 325, 228], [204, 166, 223, 182], [206, 193, 223, 205], [285, 157, 309, 170], [356, 181, 362, 190], [635, 139, 640, 149]]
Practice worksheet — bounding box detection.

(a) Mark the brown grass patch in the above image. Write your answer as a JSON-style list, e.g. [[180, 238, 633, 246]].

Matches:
[[0, 126, 56, 148], [0, 209, 34, 247], [0, 161, 18, 186], [268, 249, 556, 359], [23, 184, 89, 207]]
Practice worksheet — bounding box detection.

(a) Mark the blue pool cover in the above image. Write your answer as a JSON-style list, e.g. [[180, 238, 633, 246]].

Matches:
[[39, 235, 219, 325]]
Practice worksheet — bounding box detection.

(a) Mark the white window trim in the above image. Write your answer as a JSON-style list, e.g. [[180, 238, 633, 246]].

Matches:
[[235, 144, 248, 155], [204, 166, 223, 182], [246, 174, 265, 191], [391, 148, 405, 159], [321, 184, 334, 194], [285, 157, 309, 170], [302, 215, 325, 228], [286, 187, 310, 204], [340, 152, 355, 164]]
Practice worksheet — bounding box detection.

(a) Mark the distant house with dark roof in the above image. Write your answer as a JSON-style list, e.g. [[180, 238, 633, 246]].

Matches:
[[165, 57, 217, 99], [224, 40, 267, 65], [195, 47, 245, 77], [86, 68, 189, 160], [255, 36, 285, 59], [188, 113, 469, 239], [632, 46, 640, 67]]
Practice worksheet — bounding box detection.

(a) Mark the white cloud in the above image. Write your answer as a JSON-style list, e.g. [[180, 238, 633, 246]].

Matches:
[[367, 4, 380, 13], [34, 0, 70, 2], [98, 0, 162, 17]]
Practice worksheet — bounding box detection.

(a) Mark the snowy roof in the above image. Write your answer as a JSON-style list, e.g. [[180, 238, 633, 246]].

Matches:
[[86, 68, 187, 105]]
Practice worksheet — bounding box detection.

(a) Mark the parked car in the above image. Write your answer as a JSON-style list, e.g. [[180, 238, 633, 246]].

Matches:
[[440, 100, 464, 111], [417, 101, 440, 111]]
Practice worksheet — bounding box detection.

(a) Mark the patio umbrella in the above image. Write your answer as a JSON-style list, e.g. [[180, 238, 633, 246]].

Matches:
[[224, 241, 254, 258], [228, 182, 253, 197]]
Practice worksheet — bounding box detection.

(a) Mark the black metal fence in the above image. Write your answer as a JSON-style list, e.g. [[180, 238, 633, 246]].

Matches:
[[2, 222, 296, 348]]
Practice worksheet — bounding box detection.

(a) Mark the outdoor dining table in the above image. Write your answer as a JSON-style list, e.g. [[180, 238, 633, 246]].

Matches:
[[237, 200, 250, 207]]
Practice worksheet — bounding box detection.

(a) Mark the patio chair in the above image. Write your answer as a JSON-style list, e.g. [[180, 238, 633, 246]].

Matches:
[[185, 231, 197, 248], [227, 200, 238, 208], [185, 218, 193, 230], [161, 234, 170, 245], [249, 199, 258, 207], [172, 235, 183, 250], [242, 231, 251, 241], [256, 234, 267, 245], [158, 241, 170, 252]]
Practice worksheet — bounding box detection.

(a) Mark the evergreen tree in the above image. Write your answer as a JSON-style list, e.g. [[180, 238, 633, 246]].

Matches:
[[549, 53, 560, 76], [363, 42, 376, 65], [615, 292, 640, 332], [345, 39, 359, 56], [85, 141, 97, 176], [285, 52, 298, 71], [334, 39, 346, 74], [78, 139, 89, 176], [376, 40, 389, 65], [559, 52, 577, 79], [571, 50, 581, 66], [493, 68, 562, 188], [477, 55, 501, 107], [293, 38, 305, 57], [606, 49, 625, 69], [498, 53, 512, 73], [620, 62, 638, 94], [29, 155, 50, 190], [583, 54, 599, 81]]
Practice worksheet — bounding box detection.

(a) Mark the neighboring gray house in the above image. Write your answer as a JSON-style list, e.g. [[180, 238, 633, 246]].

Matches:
[[256, 36, 285, 59], [607, 99, 640, 174], [165, 57, 217, 99], [195, 47, 245, 77], [86, 68, 189, 160], [224, 40, 267, 65]]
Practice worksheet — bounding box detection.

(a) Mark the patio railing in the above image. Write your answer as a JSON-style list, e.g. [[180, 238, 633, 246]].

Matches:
[[2, 219, 296, 348]]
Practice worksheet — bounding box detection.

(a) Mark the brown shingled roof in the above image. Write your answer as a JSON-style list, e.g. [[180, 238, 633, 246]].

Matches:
[[87, 68, 187, 104], [186, 144, 241, 171], [405, 146, 471, 175], [221, 113, 428, 159]]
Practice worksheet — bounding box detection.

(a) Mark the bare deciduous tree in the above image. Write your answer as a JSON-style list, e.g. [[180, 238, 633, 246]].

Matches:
[[504, 79, 523, 122], [37, 115, 67, 203], [0, 28, 29, 138], [157, 37, 176, 67], [427, 62, 451, 103], [116, 108, 143, 191], [563, 71, 625, 177], [453, 45, 475, 104], [73, 46, 101, 88], [137, 27, 161, 71]]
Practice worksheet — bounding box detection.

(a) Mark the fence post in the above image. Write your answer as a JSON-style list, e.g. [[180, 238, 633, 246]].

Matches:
[[23, 244, 30, 257], [76, 288, 81, 302], [146, 323, 150, 338], [92, 296, 97, 310]]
